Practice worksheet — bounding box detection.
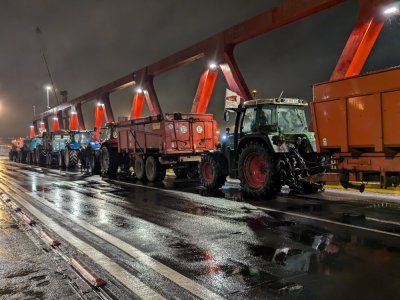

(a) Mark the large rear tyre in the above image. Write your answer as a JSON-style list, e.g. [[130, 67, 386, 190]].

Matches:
[[65, 148, 78, 169], [100, 147, 119, 177], [145, 156, 166, 182], [238, 143, 276, 197], [134, 156, 146, 180], [199, 152, 227, 190], [39, 150, 47, 165], [92, 151, 101, 175]]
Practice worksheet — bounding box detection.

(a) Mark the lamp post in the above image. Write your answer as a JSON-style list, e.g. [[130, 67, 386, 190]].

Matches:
[[45, 85, 52, 109]]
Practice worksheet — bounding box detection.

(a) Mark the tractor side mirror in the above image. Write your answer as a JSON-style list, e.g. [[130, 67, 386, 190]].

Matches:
[[223, 110, 230, 122]]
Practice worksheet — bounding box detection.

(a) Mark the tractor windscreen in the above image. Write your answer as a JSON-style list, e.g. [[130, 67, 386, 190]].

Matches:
[[73, 132, 93, 147], [277, 106, 308, 133]]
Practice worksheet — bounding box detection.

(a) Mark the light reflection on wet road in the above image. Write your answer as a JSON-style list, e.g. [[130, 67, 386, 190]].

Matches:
[[2, 158, 400, 299]]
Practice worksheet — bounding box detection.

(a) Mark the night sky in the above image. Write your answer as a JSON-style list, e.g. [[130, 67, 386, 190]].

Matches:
[[0, 0, 399, 138]]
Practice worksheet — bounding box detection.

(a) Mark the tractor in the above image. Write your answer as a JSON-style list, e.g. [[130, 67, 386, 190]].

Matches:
[[37, 130, 100, 169], [98, 122, 123, 177], [60, 130, 101, 170], [199, 98, 327, 197], [25, 137, 43, 164], [9, 138, 24, 162]]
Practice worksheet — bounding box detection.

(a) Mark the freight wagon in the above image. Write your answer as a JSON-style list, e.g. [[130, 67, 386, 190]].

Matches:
[[312, 67, 400, 188]]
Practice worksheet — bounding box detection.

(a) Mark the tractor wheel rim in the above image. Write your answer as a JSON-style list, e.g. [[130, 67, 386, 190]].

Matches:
[[202, 161, 213, 181], [244, 153, 268, 189]]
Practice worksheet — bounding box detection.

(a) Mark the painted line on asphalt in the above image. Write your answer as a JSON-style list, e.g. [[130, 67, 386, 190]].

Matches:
[[253, 205, 400, 238], [0, 174, 224, 300], [0, 182, 165, 300], [366, 216, 400, 227], [106, 179, 400, 238]]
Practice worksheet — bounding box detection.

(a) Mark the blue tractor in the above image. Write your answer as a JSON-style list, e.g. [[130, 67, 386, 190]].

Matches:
[[37, 130, 100, 169]]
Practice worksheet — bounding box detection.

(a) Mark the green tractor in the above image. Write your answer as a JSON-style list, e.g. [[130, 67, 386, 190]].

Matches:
[[199, 98, 327, 196]]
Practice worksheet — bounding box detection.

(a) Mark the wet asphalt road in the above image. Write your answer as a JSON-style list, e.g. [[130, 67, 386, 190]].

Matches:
[[1, 157, 400, 299]]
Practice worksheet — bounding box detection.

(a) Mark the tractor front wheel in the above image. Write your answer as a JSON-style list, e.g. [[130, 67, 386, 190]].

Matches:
[[238, 143, 276, 197], [199, 152, 227, 190], [100, 147, 119, 177]]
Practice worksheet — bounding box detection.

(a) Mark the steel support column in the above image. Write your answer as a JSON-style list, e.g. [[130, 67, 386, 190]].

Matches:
[[100, 93, 115, 123], [220, 50, 252, 101], [74, 104, 85, 130], [52, 117, 60, 131], [191, 67, 219, 113], [69, 113, 79, 130], [56, 111, 64, 130], [93, 104, 105, 141], [42, 118, 49, 133], [330, 0, 389, 80], [131, 92, 146, 119]]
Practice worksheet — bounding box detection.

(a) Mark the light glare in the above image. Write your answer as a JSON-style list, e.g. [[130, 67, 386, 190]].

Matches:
[[384, 6, 399, 15]]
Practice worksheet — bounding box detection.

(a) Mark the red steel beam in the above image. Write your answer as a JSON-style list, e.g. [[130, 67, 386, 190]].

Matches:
[[93, 104, 105, 141], [331, 0, 391, 80], [69, 112, 79, 130], [131, 92, 146, 119], [192, 68, 219, 113], [34, 0, 356, 123], [100, 93, 115, 123]]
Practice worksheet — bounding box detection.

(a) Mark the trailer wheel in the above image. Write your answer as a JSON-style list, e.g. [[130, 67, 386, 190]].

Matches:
[[199, 152, 227, 190], [145, 156, 166, 182], [238, 143, 276, 196], [135, 156, 147, 180], [100, 147, 119, 177]]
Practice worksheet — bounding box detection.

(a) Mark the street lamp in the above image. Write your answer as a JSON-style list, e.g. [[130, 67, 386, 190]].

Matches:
[[45, 85, 52, 109]]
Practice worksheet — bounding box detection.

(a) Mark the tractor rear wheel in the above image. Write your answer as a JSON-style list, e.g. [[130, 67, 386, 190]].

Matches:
[[39, 150, 47, 165], [238, 143, 276, 197], [100, 146, 119, 177], [199, 152, 227, 190], [64, 148, 78, 168], [134, 156, 146, 180], [145, 156, 166, 182], [92, 151, 101, 175]]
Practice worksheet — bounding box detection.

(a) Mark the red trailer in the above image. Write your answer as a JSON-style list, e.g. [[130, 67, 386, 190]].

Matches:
[[117, 113, 218, 182]]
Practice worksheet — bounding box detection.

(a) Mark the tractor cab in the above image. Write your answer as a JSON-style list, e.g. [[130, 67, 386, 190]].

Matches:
[[69, 130, 100, 150], [224, 98, 316, 155]]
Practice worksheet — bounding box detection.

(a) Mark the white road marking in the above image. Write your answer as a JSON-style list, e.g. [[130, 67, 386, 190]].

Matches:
[[0, 183, 165, 300], [105, 179, 400, 237], [0, 174, 224, 300], [253, 205, 400, 238]]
